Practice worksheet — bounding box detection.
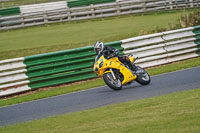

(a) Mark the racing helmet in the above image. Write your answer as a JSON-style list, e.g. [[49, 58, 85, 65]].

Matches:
[[94, 41, 104, 54]]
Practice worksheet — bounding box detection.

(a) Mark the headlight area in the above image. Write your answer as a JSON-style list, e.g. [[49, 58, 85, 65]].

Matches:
[[95, 67, 99, 72]]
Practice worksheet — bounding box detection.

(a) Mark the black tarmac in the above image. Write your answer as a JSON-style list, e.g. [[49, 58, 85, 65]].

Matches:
[[0, 67, 200, 127]]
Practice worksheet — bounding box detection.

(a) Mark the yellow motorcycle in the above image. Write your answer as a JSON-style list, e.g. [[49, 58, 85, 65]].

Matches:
[[93, 54, 151, 90]]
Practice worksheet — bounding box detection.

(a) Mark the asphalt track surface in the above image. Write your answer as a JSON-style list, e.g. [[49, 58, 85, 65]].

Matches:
[[0, 67, 200, 127]]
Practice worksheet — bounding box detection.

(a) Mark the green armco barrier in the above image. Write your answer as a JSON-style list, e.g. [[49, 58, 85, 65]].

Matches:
[[0, 7, 20, 16], [24, 46, 95, 66], [29, 69, 96, 89], [193, 26, 200, 55], [193, 25, 200, 35], [27, 57, 94, 73], [27, 60, 93, 78], [25, 41, 123, 89], [24, 41, 122, 66], [105, 41, 122, 47], [67, 0, 116, 8]]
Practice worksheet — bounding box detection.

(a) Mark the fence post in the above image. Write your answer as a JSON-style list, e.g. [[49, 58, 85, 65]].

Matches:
[[0, 15, 1, 30], [116, 1, 121, 15], [20, 13, 25, 27], [67, 7, 71, 21], [142, 0, 147, 12], [59, 11, 62, 22], [44, 11, 48, 23], [168, 0, 173, 9], [189, 0, 194, 7], [90, 4, 95, 18]]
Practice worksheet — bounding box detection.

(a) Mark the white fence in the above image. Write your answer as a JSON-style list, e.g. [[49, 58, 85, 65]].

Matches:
[[20, 1, 67, 14], [122, 27, 200, 68], [0, 57, 31, 97], [0, 0, 200, 30]]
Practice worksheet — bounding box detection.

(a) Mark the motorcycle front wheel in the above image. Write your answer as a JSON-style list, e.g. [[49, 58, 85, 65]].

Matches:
[[135, 67, 151, 85], [103, 72, 122, 91]]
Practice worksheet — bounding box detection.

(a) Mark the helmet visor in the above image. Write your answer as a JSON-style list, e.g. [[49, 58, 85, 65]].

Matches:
[[96, 48, 101, 53]]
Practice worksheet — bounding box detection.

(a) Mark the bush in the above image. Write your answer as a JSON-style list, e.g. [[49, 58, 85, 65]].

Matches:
[[179, 10, 200, 27], [139, 10, 200, 35]]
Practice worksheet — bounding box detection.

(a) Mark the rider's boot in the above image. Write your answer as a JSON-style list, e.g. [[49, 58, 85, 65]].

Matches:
[[127, 60, 137, 71], [128, 61, 144, 74]]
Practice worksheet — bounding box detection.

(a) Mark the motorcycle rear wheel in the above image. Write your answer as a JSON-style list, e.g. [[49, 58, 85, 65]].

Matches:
[[103, 72, 122, 91], [135, 67, 151, 85]]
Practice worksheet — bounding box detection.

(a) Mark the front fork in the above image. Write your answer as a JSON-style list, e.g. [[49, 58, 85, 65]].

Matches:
[[110, 68, 116, 80]]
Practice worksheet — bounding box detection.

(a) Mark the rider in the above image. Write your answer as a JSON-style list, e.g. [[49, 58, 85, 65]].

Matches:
[[94, 41, 138, 72]]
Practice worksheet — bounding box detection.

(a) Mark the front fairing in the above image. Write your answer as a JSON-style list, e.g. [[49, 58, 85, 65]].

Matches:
[[93, 55, 107, 76], [93, 55, 137, 85]]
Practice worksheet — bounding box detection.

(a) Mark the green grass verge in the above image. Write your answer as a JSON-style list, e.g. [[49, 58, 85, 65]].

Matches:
[[0, 9, 199, 60], [0, 57, 200, 107], [0, 88, 199, 132]]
